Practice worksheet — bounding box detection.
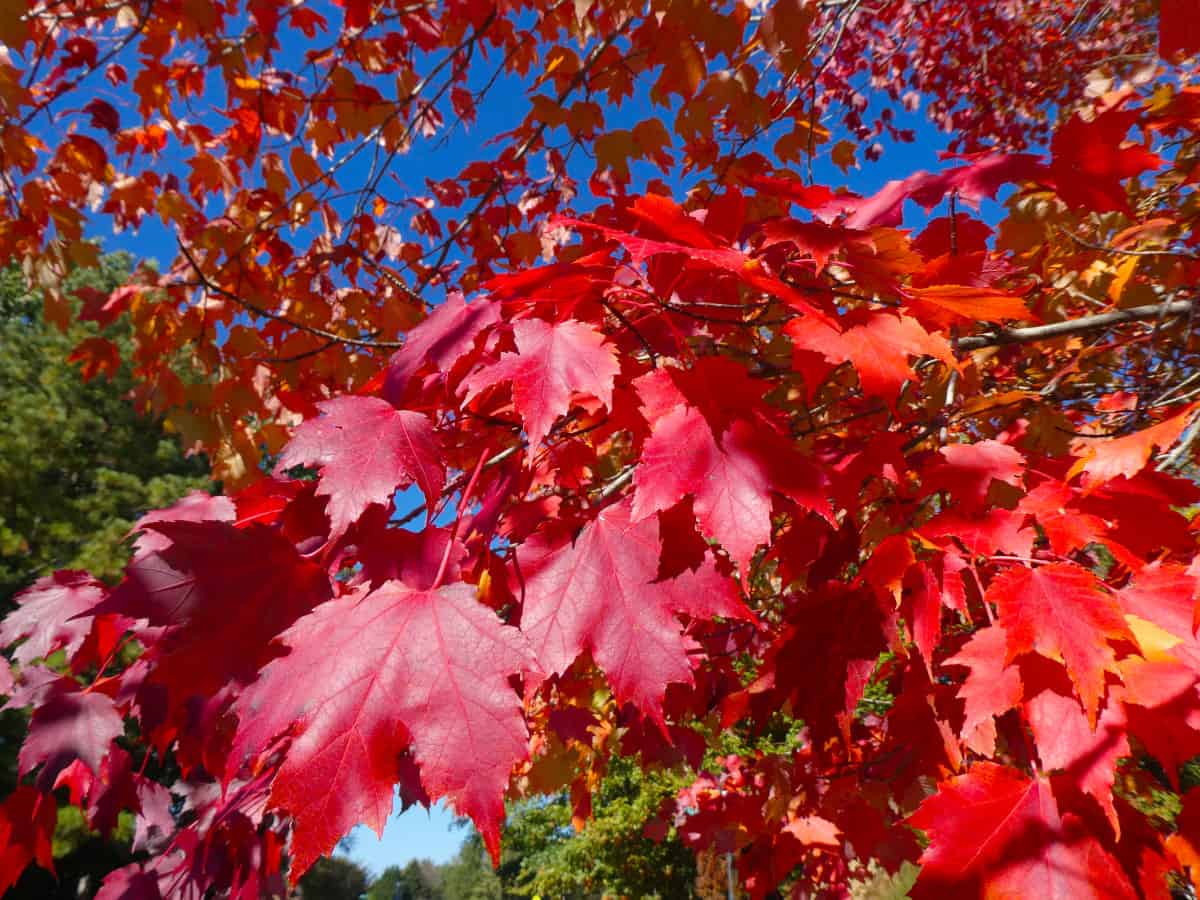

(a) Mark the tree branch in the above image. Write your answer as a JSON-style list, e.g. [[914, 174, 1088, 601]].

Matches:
[[177, 239, 403, 350], [956, 299, 1196, 351]]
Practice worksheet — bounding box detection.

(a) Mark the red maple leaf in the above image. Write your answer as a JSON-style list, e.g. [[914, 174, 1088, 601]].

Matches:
[[0, 571, 108, 667], [383, 292, 500, 400], [785, 310, 953, 404], [277, 397, 444, 539], [1024, 670, 1128, 833], [1160, 0, 1200, 62], [1070, 405, 1197, 490], [907, 763, 1137, 898], [18, 690, 123, 788], [925, 439, 1026, 509], [1050, 105, 1163, 214], [987, 564, 1132, 723], [515, 498, 746, 724], [0, 786, 56, 894], [945, 625, 1023, 757], [99, 521, 332, 702], [461, 318, 620, 449], [129, 489, 235, 557], [231, 580, 536, 874], [631, 369, 829, 574]]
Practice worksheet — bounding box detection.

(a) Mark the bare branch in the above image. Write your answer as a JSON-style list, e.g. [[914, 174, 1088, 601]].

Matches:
[[177, 239, 403, 350], [956, 299, 1196, 351]]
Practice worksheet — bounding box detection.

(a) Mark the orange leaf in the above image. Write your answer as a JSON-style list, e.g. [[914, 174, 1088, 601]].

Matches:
[[1069, 404, 1198, 489], [908, 284, 1033, 327]]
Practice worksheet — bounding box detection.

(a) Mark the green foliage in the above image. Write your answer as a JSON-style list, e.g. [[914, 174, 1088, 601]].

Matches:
[[0, 253, 211, 601], [0, 252, 211, 898], [497, 756, 697, 899], [440, 834, 503, 900], [366, 861, 445, 900], [299, 855, 372, 899]]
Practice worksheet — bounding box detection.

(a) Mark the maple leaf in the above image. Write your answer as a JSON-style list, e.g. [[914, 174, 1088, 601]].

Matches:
[[828, 154, 1047, 228], [515, 498, 745, 724], [1050, 106, 1163, 214], [353, 518, 467, 590], [231, 580, 536, 874], [626, 193, 723, 248], [758, 218, 858, 271], [906, 284, 1033, 327], [1160, 0, 1200, 62], [55, 747, 141, 837], [1118, 562, 1200, 639], [0, 571, 107, 666], [18, 689, 123, 788], [630, 369, 830, 575], [1017, 480, 1111, 557], [130, 489, 236, 557], [925, 439, 1026, 508], [460, 318, 620, 449], [734, 587, 887, 748], [277, 396, 444, 539], [945, 625, 1023, 757], [383, 292, 500, 400], [785, 310, 954, 404], [98, 521, 331, 702], [1024, 671, 1128, 833], [1070, 405, 1197, 490], [987, 564, 1132, 723], [0, 786, 56, 894], [921, 507, 1035, 559], [553, 211, 837, 323], [907, 763, 1136, 899], [1120, 657, 1200, 786], [633, 408, 772, 574]]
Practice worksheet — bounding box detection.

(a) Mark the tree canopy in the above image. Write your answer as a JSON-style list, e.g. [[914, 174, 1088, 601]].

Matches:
[[0, 253, 211, 600], [0, 254, 210, 896], [2, 1, 1200, 897]]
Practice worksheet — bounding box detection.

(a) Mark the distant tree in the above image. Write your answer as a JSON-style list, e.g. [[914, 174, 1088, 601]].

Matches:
[[0, 252, 211, 601], [497, 756, 696, 899], [368, 860, 445, 900], [298, 856, 371, 900], [0, 252, 210, 898], [439, 835, 502, 900]]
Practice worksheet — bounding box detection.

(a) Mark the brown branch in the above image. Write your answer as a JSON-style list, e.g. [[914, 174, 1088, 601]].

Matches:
[[1061, 228, 1200, 260], [955, 299, 1197, 351], [177, 240, 403, 350]]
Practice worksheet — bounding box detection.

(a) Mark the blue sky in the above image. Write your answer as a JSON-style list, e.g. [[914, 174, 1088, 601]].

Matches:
[[337, 798, 464, 872]]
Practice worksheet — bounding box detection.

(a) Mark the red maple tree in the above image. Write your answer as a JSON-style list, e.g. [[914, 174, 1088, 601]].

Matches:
[[3, 1, 1200, 896]]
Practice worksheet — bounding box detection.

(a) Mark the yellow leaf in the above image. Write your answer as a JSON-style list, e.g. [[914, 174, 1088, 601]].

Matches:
[[1107, 255, 1138, 303], [1124, 614, 1181, 662]]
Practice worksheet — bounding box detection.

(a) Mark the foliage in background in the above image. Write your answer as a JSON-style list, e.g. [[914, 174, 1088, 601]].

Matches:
[[0, 253, 211, 601], [498, 756, 696, 899], [298, 856, 371, 899], [0, 253, 210, 897]]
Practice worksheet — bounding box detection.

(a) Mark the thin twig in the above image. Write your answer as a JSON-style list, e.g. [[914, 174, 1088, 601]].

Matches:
[[177, 239, 403, 350]]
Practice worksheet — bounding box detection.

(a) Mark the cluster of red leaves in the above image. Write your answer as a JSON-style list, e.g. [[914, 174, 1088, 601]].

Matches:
[[3, 1, 1200, 898], [0, 0, 1166, 484]]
